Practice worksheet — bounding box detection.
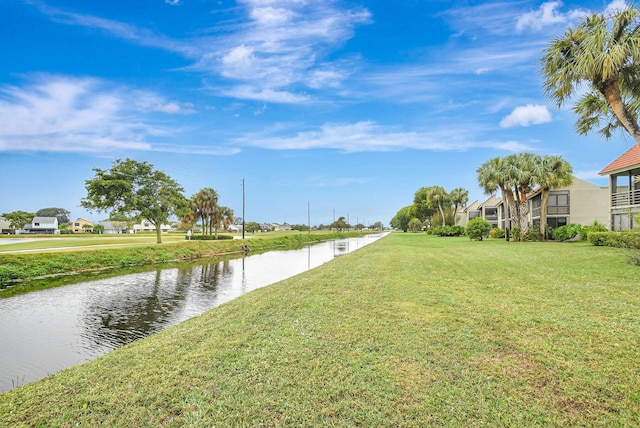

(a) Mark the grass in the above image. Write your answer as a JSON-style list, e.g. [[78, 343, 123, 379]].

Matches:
[[1, 233, 639, 426]]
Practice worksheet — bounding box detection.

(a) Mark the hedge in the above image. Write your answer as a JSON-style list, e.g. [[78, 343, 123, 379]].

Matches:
[[588, 231, 640, 249]]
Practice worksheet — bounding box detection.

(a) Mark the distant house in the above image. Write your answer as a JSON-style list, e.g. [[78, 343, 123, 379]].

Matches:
[[99, 221, 129, 234], [0, 217, 11, 234], [132, 220, 171, 233], [599, 144, 640, 231], [458, 195, 499, 228], [70, 218, 95, 233], [23, 217, 59, 234]]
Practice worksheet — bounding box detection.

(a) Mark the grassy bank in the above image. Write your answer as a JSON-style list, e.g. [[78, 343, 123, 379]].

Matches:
[[1, 233, 639, 426], [0, 231, 366, 296]]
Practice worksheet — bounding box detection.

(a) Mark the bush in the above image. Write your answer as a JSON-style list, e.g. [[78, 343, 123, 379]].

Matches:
[[432, 225, 465, 237], [553, 224, 583, 241], [466, 218, 492, 241], [489, 228, 505, 239], [189, 235, 233, 240], [588, 231, 640, 249], [580, 219, 608, 240]]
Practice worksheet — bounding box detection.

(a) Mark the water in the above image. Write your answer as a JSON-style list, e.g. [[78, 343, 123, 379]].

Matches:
[[0, 234, 386, 393]]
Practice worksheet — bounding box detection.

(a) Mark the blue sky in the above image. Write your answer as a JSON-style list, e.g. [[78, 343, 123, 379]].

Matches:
[[0, 0, 635, 227]]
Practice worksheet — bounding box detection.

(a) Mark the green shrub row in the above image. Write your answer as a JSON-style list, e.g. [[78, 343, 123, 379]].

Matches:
[[432, 225, 465, 237], [588, 231, 640, 249], [188, 235, 234, 240]]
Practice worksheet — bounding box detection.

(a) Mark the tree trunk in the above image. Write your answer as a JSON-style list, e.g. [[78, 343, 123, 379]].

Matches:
[[154, 222, 162, 244], [603, 80, 640, 146], [438, 202, 446, 226], [540, 189, 550, 241]]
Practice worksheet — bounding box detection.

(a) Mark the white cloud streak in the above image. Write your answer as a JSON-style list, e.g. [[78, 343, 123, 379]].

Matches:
[[0, 76, 201, 154], [232, 121, 535, 153]]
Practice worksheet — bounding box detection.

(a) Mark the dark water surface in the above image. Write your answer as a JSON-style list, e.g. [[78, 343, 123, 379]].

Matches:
[[0, 234, 386, 393]]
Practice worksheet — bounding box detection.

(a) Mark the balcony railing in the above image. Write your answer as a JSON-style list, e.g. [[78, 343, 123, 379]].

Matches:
[[531, 206, 569, 218], [611, 189, 640, 207]]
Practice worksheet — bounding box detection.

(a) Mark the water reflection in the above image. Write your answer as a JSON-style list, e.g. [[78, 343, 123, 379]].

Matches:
[[0, 234, 386, 393]]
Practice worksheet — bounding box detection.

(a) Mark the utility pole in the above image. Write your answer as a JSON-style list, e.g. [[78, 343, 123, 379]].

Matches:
[[242, 177, 245, 240]]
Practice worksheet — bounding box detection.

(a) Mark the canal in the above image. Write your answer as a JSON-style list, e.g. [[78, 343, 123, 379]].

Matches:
[[0, 234, 386, 393]]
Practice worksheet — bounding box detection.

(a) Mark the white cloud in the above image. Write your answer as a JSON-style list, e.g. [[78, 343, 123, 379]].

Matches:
[[515, 1, 589, 33], [232, 121, 535, 153], [0, 75, 198, 153], [165, 0, 180, 5], [500, 104, 552, 128], [605, 0, 630, 16]]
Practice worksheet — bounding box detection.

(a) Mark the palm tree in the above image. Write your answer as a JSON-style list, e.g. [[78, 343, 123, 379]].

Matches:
[[506, 153, 541, 236], [428, 185, 448, 226], [534, 155, 574, 240], [541, 5, 640, 146], [477, 157, 519, 241], [449, 187, 469, 224], [187, 187, 219, 236]]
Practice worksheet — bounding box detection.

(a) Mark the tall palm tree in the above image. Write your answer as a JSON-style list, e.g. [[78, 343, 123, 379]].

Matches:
[[477, 157, 514, 241], [534, 155, 574, 240], [506, 152, 541, 236], [542, 5, 640, 146], [428, 185, 448, 226], [188, 187, 219, 236], [449, 187, 469, 224]]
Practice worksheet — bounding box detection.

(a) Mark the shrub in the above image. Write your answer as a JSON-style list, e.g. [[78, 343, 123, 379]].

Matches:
[[466, 218, 492, 241], [588, 231, 640, 249], [553, 224, 583, 241], [432, 225, 465, 237], [189, 235, 233, 240], [489, 228, 505, 239], [580, 219, 608, 240]]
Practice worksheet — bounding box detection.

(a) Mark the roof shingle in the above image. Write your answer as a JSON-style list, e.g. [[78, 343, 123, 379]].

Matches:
[[599, 145, 640, 175]]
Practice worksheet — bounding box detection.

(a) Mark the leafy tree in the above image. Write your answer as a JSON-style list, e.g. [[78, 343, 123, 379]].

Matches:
[[245, 221, 260, 233], [466, 218, 492, 241], [533, 155, 574, 240], [542, 5, 640, 146], [36, 207, 71, 224], [81, 158, 187, 244], [330, 216, 350, 231], [408, 217, 423, 233], [390, 206, 414, 232], [93, 224, 104, 234], [412, 188, 437, 222], [372, 221, 383, 230], [2, 210, 35, 233]]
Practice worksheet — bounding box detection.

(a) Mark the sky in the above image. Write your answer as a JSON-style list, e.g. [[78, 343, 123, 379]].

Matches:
[[0, 0, 636, 227]]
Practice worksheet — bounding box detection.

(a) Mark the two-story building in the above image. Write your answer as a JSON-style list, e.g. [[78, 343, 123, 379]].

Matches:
[[599, 144, 640, 231], [70, 218, 95, 233], [23, 217, 59, 234], [527, 176, 609, 234]]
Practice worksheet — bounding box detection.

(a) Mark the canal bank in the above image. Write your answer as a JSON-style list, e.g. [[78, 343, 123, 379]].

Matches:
[[0, 234, 387, 393], [0, 231, 373, 296]]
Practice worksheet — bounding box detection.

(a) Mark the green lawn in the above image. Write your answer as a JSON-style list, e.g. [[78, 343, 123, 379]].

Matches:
[[1, 233, 638, 426]]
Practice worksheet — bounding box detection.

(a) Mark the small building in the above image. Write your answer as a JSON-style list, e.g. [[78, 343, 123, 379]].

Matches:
[[23, 217, 59, 234], [132, 220, 171, 233], [70, 218, 95, 233], [599, 144, 640, 231], [99, 221, 129, 234], [0, 217, 11, 234]]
